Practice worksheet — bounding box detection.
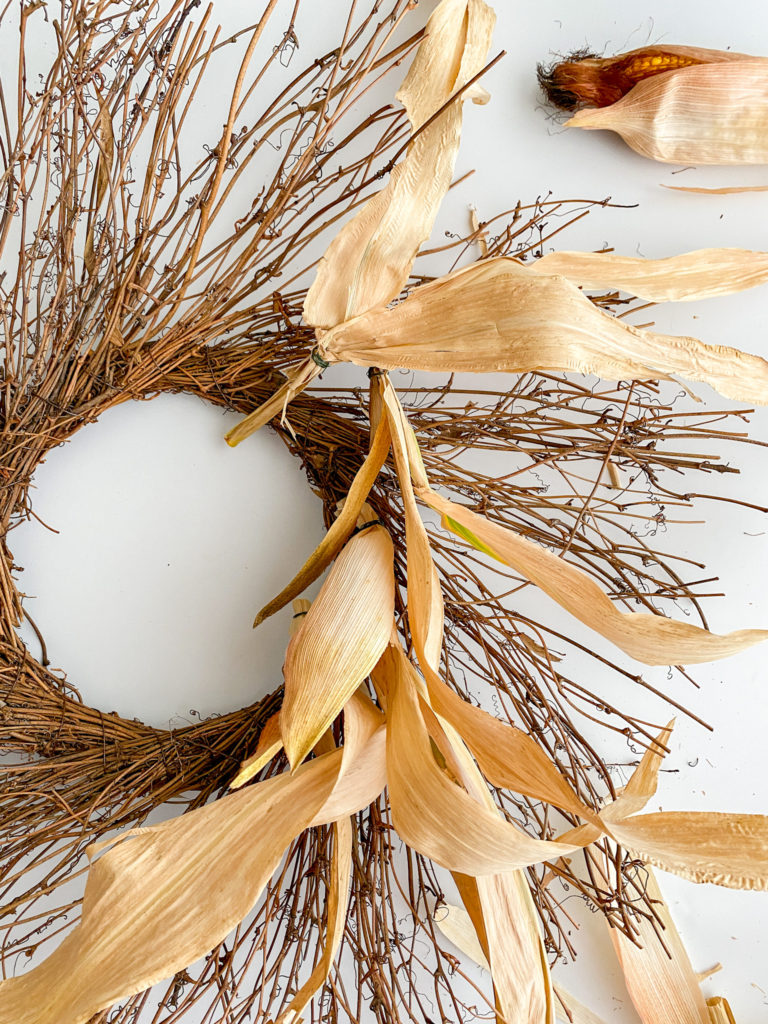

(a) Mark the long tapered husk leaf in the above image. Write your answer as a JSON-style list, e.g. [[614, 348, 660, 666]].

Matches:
[[421, 488, 768, 665], [274, 817, 353, 1024], [382, 641, 583, 874], [0, 695, 385, 1024], [477, 871, 555, 1024], [380, 380, 598, 820], [323, 257, 768, 405], [610, 867, 711, 1024], [281, 515, 395, 768], [601, 720, 674, 822], [609, 811, 768, 890], [567, 60, 768, 165], [534, 248, 768, 302], [552, 985, 609, 1024], [434, 884, 556, 1024], [253, 415, 391, 626], [225, 356, 322, 446], [303, 0, 495, 329], [231, 709, 283, 789]]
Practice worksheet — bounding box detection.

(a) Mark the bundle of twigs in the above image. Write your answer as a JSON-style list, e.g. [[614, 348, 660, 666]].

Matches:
[[1, 1, 766, 1022]]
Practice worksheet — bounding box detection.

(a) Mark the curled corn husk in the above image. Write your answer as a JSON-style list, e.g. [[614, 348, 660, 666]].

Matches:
[[253, 416, 391, 626], [380, 378, 598, 820], [323, 257, 768, 406], [304, 0, 495, 329], [231, 707, 283, 789], [281, 504, 395, 768], [381, 640, 583, 874], [424, 487, 768, 665], [556, 51, 768, 165], [610, 866, 713, 1024], [0, 693, 385, 1024], [534, 248, 768, 302]]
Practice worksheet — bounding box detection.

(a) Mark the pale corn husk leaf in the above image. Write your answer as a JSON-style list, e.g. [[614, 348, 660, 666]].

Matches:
[[230, 709, 283, 789], [664, 183, 768, 194], [225, 357, 322, 446], [274, 817, 353, 1024], [610, 867, 711, 1024], [421, 488, 768, 665], [567, 61, 768, 165], [281, 521, 395, 768], [534, 248, 768, 302], [382, 641, 583, 874], [0, 696, 385, 1024], [609, 811, 768, 890], [706, 997, 737, 1024], [381, 381, 596, 819], [601, 720, 674, 822], [433, 900, 491, 970], [323, 257, 768, 405], [253, 417, 391, 626], [379, 377, 445, 670], [303, 0, 495, 329], [478, 871, 555, 1024], [552, 984, 609, 1024]]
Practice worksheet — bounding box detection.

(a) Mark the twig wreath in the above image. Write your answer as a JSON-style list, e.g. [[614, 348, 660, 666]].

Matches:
[[2, 1, 768, 1022]]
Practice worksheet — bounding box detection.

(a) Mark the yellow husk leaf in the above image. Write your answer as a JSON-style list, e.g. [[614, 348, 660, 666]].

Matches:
[[303, 0, 495, 329], [609, 867, 711, 1024], [225, 357, 322, 446], [281, 514, 395, 768], [534, 248, 768, 302], [567, 60, 768, 165], [601, 720, 674, 822], [477, 871, 555, 1024], [253, 416, 391, 626], [609, 811, 768, 890], [0, 694, 385, 1024], [382, 640, 583, 874], [424, 487, 768, 665], [274, 817, 353, 1024], [434, 892, 560, 1024], [552, 984, 609, 1024], [706, 997, 737, 1024], [381, 379, 598, 820], [231, 708, 283, 789], [323, 257, 768, 405], [433, 900, 491, 970]]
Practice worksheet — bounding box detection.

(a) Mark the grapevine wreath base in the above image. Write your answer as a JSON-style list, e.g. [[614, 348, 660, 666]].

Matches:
[[1, 1, 767, 1022]]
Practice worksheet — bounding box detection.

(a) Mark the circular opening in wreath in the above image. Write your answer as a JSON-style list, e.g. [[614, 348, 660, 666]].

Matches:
[[11, 394, 325, 728]]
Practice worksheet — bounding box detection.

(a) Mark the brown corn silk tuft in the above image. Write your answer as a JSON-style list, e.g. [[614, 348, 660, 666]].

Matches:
[[536, 45, 744, 110]]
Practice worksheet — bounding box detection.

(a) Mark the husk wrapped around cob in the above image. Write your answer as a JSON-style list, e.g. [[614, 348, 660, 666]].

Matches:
[[539, 45, 768, 165]]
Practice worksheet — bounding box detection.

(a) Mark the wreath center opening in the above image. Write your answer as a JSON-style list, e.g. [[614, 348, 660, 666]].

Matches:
[[12, 393, 325, 728]]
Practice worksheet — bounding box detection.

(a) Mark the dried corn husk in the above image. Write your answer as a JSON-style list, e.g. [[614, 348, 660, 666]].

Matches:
[[231, 708, 283, 789], [552, 985, 609, 1024], [534, 248, 768, 302], [381, 380, 598, 820], [379, 639, 557, 1021], [566, 59, 768, 165], [322, 257, 768, 405], [423, 486, 768, 665], [707, 997, 737, 1024], [610, 866, 712, 1024], [0, 694, 385, 1024], [281, 506, 394, 768], [304, 0, 495, 329], [433, 899, 490, 970], [609, 811, 768, 890], [253, 416, 391, 625], [274, 817, 353, 1024], [382, 640, 583, 874]]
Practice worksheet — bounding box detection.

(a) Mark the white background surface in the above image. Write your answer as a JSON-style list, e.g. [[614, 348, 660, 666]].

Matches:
[[7, 0, 768, 1019]]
